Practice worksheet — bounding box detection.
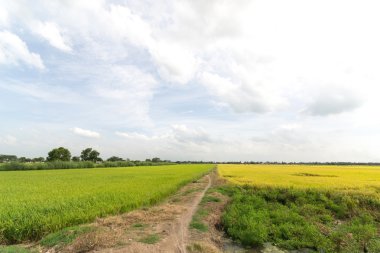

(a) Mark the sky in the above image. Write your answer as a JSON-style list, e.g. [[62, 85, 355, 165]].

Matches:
[[1, 0, 380, 162]]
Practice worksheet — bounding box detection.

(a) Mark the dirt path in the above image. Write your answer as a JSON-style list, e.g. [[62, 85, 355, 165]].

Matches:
[[169, 174, 211, 253], [59, 173, 213, 253]]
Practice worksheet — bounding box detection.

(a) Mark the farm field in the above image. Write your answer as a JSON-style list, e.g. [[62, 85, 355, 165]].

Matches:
[[219, 164, 380, 197], [218, 164, 380, 252], [0, 164, 213, 244]]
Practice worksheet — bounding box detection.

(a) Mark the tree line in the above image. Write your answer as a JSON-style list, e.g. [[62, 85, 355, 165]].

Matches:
[[0, 147, 164, 164], [0, 147, 173, 171]]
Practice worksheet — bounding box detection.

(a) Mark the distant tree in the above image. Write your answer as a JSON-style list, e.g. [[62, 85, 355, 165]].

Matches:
[[71, 156, 80, 162], [46, 147, 71, 161], [145, 158, 151, 162], [18, 157, 32, 163], [0, 155, 17, 163], [107, 156, 124, 162], [32, 157, 45, 162], [80, 148, 101, 162], [151, 157, 161, 163]]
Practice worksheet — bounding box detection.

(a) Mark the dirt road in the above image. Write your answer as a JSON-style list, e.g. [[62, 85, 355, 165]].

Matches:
[[166, 174, 211, 253], [60, 174, 213, 253]]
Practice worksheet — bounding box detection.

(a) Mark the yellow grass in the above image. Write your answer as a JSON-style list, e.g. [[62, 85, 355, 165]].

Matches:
[[218, 164, 380, 198]]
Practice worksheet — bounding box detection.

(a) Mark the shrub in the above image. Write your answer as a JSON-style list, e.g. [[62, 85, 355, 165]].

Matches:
[[221, 186, 380, 252]]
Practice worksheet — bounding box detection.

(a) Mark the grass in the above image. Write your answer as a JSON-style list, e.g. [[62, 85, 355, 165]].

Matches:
[[0, 164, 213, 244], [218, 165, 380, 252], [40, 226, 92, 247], [190, 195, 214, 233], [138, 234, 160, 244], [201, 196, 220, 203], [0, 246, 36, 253], [190, 221, 208, 232], [131, 223, 146, 228], [186, 243, 204, 252]]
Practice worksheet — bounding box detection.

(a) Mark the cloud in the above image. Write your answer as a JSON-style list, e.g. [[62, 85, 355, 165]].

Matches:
[[305, 89, 363, 116], [171, 124, 211, 144], [0, 80, 80, 103], [71, 127, 100, 138], [33, 21, 72, 52], [0, 135, 17, 145], [199, 72, 271, 113], [0, 6, 8, 26], [149, 42, 198, 85], [115, 132, 153, 141], [0, 30, 44, 69], [116, 124, 211, 144]]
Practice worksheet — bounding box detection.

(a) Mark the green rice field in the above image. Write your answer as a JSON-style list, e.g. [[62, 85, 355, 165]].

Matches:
[[0, 164, 213, 244]]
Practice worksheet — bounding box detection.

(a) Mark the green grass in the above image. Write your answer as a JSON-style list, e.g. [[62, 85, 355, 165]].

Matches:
[[201, 195, 220, 203], [138, 234, 160, 244], [131, 223, 146, 228], [190, 203, 209, 233], [221, 186, 380, 252], [189, 221, 208, 232], [0, 246, 36, 253], [40, 226, 92, 247], [0, 164, 213, 244]]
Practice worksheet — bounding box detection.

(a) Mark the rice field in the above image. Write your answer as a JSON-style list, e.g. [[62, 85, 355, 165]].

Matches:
[[0, 164, 213, 244], [219, 164, 380, 197], [218, 164, 380, 252]]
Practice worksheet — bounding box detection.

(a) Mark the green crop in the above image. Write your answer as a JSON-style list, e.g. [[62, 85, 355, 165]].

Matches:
[[0, 164, 213, 244]]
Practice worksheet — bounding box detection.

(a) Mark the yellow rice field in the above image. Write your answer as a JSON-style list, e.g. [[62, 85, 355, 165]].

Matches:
[[218, 164, 380, 197]]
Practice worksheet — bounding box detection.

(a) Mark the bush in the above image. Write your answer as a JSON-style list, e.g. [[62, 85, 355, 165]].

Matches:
[[221, 186, 380, 252]]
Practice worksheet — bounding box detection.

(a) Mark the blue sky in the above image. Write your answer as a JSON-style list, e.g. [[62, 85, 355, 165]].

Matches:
[[1, 0, 380, 162]]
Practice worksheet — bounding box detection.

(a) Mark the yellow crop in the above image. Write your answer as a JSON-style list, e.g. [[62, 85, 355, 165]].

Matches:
[[219, 164, 380, 197]]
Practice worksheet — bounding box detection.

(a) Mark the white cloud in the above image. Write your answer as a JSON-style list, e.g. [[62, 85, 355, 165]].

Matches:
[[116, 124, 211, 145], [199, 71, 281, 113], [91, 65, 157, 123], [170, 124, 211, 144], [33, 21, 72, 52], [305, 88, 363, 116], [0, 135, 17, 145], [149, 42, 198, 84], [106, 4, 153, 48], [0, 80, 80, 103], [0, 30, 44, 69], [115, 132, 153, 141], [71, 127, 100, 138], [0, 6, 8, 26]]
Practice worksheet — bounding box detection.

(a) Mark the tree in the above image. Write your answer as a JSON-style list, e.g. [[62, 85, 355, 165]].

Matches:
[[32, 157, 45, 162], [46, 147, 71, 161], [80, 148, 101, 162], [0, 155, 17, 163], [107, 156, 124, 162], [18, 157, 30, 163], [152, 157, 161, 163], [71, 156, 80, 162]]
